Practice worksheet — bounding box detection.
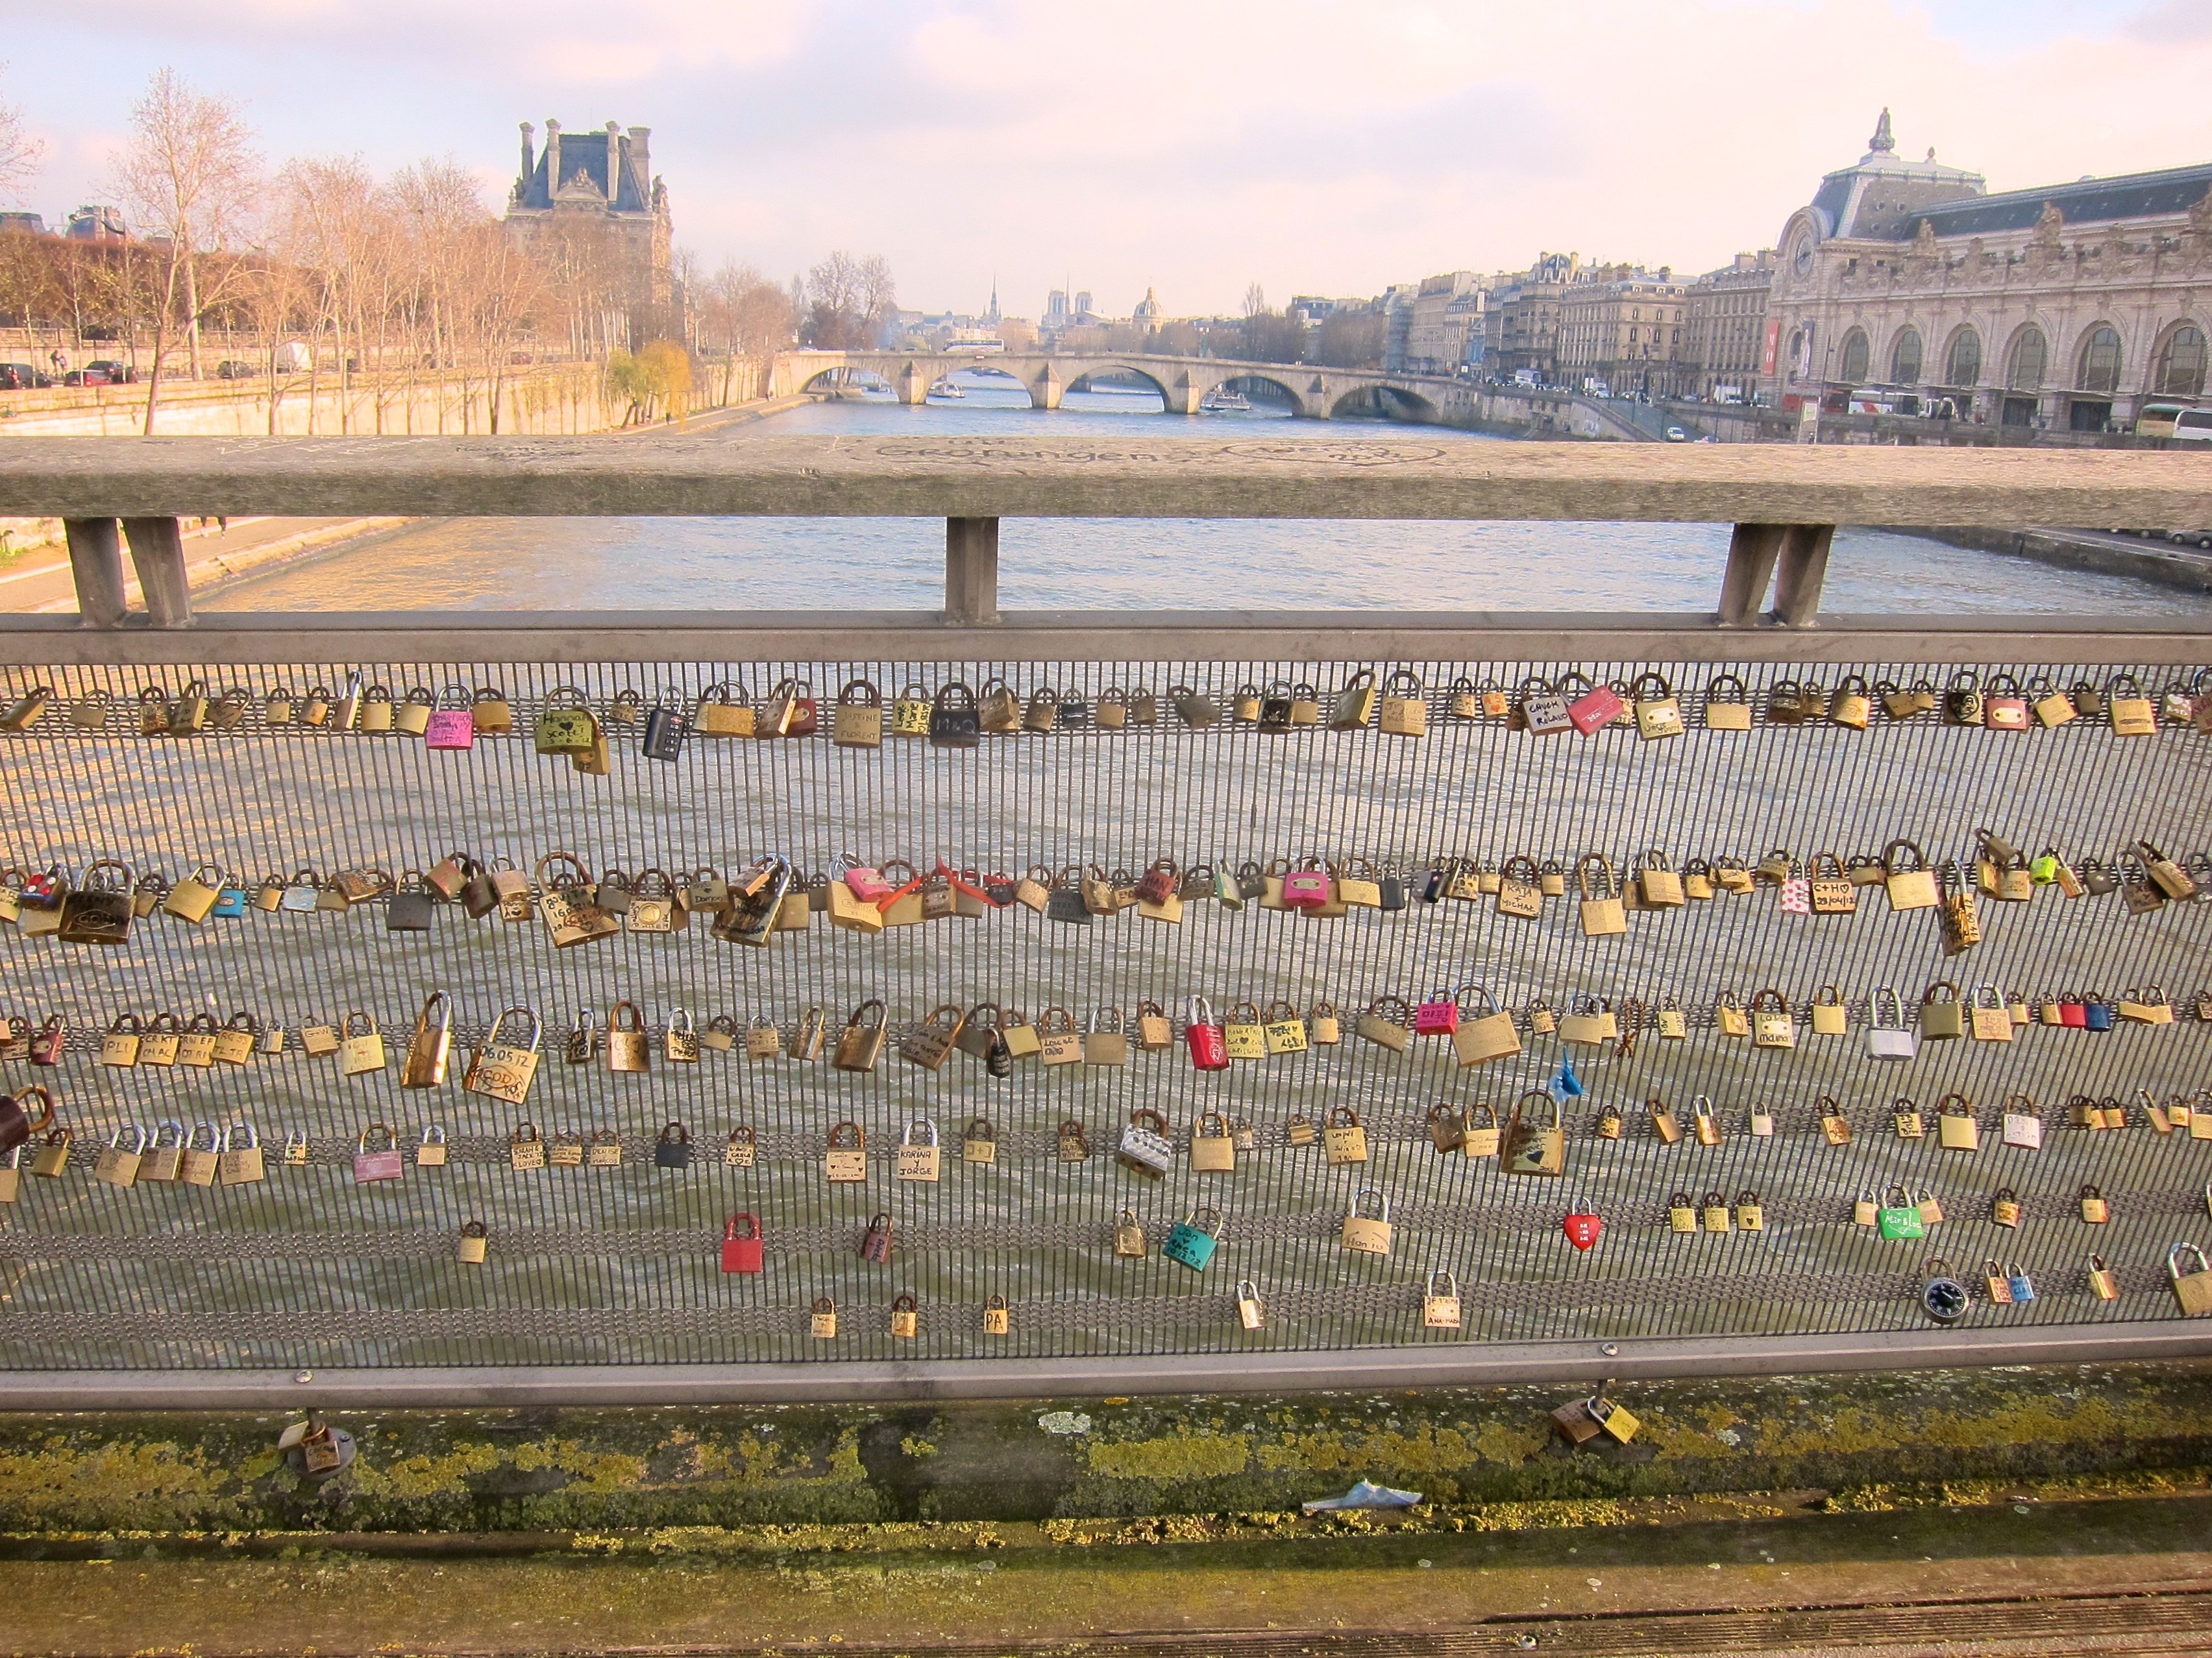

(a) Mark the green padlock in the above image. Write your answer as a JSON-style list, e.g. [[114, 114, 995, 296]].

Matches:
[[2030, 851, 2061, 884], [535, 686, 597, 754], [1162, 1206, 1222, 1272], [1877, 1184, 1926, 1241]]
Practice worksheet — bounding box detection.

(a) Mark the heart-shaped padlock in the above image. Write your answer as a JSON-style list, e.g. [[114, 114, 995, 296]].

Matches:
[[1563, 1212, 1603, 1251]]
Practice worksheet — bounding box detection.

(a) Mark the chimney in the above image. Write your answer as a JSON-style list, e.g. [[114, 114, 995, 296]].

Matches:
[[628, 127, 650, 199], [606, 121, 621, 200], [545, 119, 561, 184], [519, 121, 535, 184]]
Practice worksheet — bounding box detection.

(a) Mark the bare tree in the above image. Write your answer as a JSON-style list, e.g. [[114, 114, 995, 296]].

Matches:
[[1242, 282, 1268, 320], [802, 250, 896, 349], [114, 68, 259, 430], [0, 64, 43, 204]]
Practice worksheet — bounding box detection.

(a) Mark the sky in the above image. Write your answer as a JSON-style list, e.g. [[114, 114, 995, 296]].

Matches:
[[6, 0, 2212, 319]]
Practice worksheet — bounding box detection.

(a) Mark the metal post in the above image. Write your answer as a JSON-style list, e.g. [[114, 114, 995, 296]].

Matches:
[[1717, 522, 1786, 627], [1771, 523, 1834, 628], [944, 517, 1000, 625], [63, 517, 129, 628], [121, 516, 191, 629]]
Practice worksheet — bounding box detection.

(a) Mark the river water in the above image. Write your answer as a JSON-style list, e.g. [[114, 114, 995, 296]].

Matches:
[[205, 386, 2212, 616]]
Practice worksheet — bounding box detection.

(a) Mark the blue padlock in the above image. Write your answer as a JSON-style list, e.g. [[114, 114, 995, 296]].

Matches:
[[2007, 1262, 2037, 1304], [212, 883, 248, 919], [1161, 1206, 1222, 1273], [2083, 996, 2114, 1032]]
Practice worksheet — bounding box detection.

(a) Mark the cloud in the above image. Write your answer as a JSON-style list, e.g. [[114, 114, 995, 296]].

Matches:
[[11, 0, 2212, 315]]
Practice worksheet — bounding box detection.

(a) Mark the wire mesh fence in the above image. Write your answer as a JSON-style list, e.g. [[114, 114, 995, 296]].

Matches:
[[2, 652, 2209, 1371]]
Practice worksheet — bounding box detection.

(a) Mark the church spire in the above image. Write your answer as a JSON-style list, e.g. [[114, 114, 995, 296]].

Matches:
[[1869, 107, 1895, 155]]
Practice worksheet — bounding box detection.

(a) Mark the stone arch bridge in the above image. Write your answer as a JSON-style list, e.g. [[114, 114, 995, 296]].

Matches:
[[768, 350, 1466, 421]]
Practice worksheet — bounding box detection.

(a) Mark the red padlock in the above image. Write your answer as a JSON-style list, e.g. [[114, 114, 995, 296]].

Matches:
[[1186, 996, 1229, 1072], [1563, 673, 1623, 735], [720, 1212, 764, 1274], [2058, 994, 2089, 1029], [28, 1014, 65, 1067], [1563, 1212, 1604, 1251], [1282, 859, 1332, 910], [859, 1212, 894, 1263], [1413, 990, 1460, 1037], [1134, 858, 1179, 907]]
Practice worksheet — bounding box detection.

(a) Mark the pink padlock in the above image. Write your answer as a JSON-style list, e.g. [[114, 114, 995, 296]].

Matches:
[[1281, 859, 1332, 909], [423, 685, 476, 750], [352, 1123, 406, 1184], [1413, 990, 1460, 1036], [1562, 672, 1623, 735], [842, 862, 893, 902]]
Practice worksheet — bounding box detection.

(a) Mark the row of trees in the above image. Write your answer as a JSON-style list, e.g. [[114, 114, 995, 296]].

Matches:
[[0, 66, 903, 430]]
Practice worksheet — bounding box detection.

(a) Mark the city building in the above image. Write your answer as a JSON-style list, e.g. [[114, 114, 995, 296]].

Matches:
[[1555, 262, 1688, 397], [1132, 287, 1162, 328], [66, 206, 129, 243], [1767, 110, 2212, 428], [1682, 250, 1776, 402], [1400, 271, 1486, 375], [502, 119, 674, 345], [0, 212, 47, 236], [1482, 252, 1579, 384]]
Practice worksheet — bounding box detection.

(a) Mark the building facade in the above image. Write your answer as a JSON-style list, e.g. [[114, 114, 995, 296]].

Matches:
[[503, 120, 674, 347], [1399, 271, 1486, 375], [1768, 111, 2212, 429], [1555, 263, 1688, 396], [1482, 252, 1578, 383], [1682, 249, 1775, 402]]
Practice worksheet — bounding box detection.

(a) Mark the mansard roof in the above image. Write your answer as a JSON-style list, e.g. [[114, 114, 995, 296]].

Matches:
[[1900, 162, 2212, 240], [514, 128, 652, 215]]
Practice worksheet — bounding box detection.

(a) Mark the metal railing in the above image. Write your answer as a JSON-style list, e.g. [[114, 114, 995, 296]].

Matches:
[[0, 432, 2209, 1406]]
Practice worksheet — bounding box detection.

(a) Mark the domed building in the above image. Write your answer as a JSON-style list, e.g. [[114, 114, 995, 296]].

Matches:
[[1767, 110, 2212, 430]]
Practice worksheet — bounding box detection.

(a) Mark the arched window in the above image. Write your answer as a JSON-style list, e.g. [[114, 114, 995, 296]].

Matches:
[[1839, 328, 1869, 383], [2007, 327, 2047, 390], [2076, 324, 2122, 393], [1891, 328, 1923, 384], [2155, 324, 2207, 397], [1945, 328, 1981, 387]]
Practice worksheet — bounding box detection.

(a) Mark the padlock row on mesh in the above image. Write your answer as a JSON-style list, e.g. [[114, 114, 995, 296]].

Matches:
[[6, 833, 2206, 950], [9, 669, 2210, 748], [12, 977, 2212, 1088]]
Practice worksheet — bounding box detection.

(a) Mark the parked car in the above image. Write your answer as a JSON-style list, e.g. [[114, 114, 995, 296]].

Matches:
[[1664, 425, 1690, 442], [85, 359, 138, 383], [2166, 530, 2212, 548], [215, 360, 256, 379], [0, 362, 53, 390], [62, 367, 111, 385]]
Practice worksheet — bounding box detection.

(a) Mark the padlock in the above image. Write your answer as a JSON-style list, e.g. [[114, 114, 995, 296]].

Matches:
[[2137, 839, 2198, 901], [0, 681, 49, 731], [1893, 1096, 1925, 1139], [1978, 672, 2028, 730], [811, 1296, 840, 1339], [1983, 1258, 2015, 1304], [1628, 849, 1683, 908], [1877, 1185, 1925, 1240], [2087, 1254, 2120, 1300], [1315, 1104, 1367, 1165], [352, 1123, 405, 1184], [1667, 1191, 1698, 1234], [462, 1007, 541, 1106], [1114, 1107, 1176, 1180], [833, 1000, 889, 1073], [2172, 1245, 2212, 1315], [214, 1121, 264, 1186], [981, 1294, 1011, 1335], [724, 1125, 758, 1168], [1340, 1188, 1393, 1256], [1558, 997, 1616, 1047], [889, 1293, 920, 1338], [1938, 864, 1982, 954], [1376, 668, 1427, 737], [1081, 1005, 1131, 1066], [1991, 1187, 2022, 1228], [1327, 668, 1378, 730], [1452, 986, 1520, 1067], [337, 1011, 386, 1076], [554, 1130, 587, 1169], [1750, 988, 1795, 1049], [832, 678, 883, 748], [822, 1121, 868, 1184], [859, 1212, 896, 1263], [892, 1119, 942, 1184], [2000, 1095, 2042, 1149], [1163, 1206, 1223, 1271], [1697, 1190, 1730, 1234], [1575, 853, 1626, 935], [1055, 1118, 1089, 1162], [2078, 1183, 2109, 1225], [1425, 1102, 1468, 1155], [1514, 674, 1569, 735], [2107, 673, 2156, 736], [1970, 984, 2013, 1043], [1937, 1093, 1980, 1151], [397, 992, 453, 1088], [354, 680, 396, 733], [1556, 670, 1619, 734], [1919, 981, 1965, 1040], [1817, 1096, 1852, 1145], [1502, 1091, 1565, 1177], [1495, 855, 1544, 920], [762, 677, 818, 737], [604, 1001, 652, 1073], [1113, 1207, 1148, 1256], [93, 1123, 146, 1188], [898, 1004, 966, 1072], [1882, 840, 1939, 910]]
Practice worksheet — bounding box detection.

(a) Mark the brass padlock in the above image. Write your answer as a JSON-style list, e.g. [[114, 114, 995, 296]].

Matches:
[[834, 1001, 888, 1073], [1884, 840, 1939, 910], [1992, 1187, 2022, 1228], [889, 1293, 920, 1339], [1340, 1188, 1393, 1256], [1323, 1105, 1369, 1165], [1503, 1091, 1565, 1177], [1576, 853, 1626, 935], [456, 1221, 489, 1265], [981, 1294, 1011, 1335]]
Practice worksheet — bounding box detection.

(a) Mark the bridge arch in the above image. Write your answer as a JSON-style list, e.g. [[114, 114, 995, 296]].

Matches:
[[1068, 361, 1172, 404], [1205, 371, 1307, 417], [1328, 382, 1438, 422], [798, 365, 897, 398]]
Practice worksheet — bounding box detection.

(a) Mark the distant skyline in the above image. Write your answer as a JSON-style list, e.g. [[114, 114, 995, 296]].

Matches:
[[9, 0, 2212, 316]]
